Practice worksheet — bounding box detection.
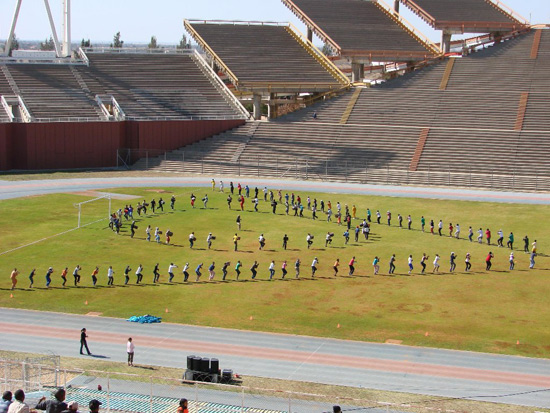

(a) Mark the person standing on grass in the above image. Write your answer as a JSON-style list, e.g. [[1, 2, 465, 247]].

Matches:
[[376, 210, 381, 224], [29, 268, 36, 288], [221, 261, 230, 281], [295, 259, 301, 278], [202, 194, 208, 208], [311, 257, 318, 277], [195, 263, 203, 281], [127, 337, 135, 366], [169, 263, 178, 283], [211, 179, 215, 191], [145, 225, 151, 242], [387, 211, 391, 226], [486, 228, 491, 245], [80, 328, 91, 355], [407, 255, 413, 274], [45, 266, 53, 288], [349, 256, 356, 276], [477, 228, 483, 243], [333, 258, 340, 276], [239, 195, 245, 211], [307, 233, 314, 249], [468, 226, 473, 242], [207, 233, 214, 250], [486, 252, 494, 270], [258, 234, 266, 250], [389, 254, 396, 274], [136, 264, 143, 284], [420, 253, 428, 274], [465, 253, 472, 272], [155, 227, 161, 244], [124, 265, 131, 285], [60, 267, 68, 287], [235, 260, 242, 280], [497, 229, 504, 247], [236, 215, 241, 231], [189, 232, 196, 249], [73, 265, 81, 286], [433, 254, 440, 273], [523, 235, 529, 252], [153, 263, 160, 283], [170, 195, 176, 210], [107, 266, 114, 286], [372, 256, 380, 275], [282, 234, 289, 250], [438, 220, 443, 236], [130, 221, 137, 238], [509, 252, 515, 270], [182, 263, 190, 282], [268, 261, 275, 280], [227, 194, 232, 210], [343, 229, 350, 245], [208, 262, 216, 281], [455, 224, 460, 239], [507, 232, 514, 249], [233, 233, 240, 251], [429, 219, 434, 234], [421, 216, 425, 232], [250, 261, 258, 280], [10, 268, 19, 290], [449, 252, 456, 272], [281, 261, 288, 279], [448, 223, 453, 237], [407, 215, 412, 230], [91, 266, 98, 287]]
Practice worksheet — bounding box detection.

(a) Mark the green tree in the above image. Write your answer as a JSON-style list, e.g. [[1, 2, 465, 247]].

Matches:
[[148, 36, 158, 49], [176, 34, 190, 50], [321, 43, 333, 57], [110, 32, 124, 48], [80, 38, 92, 48], [40, 36, 55, 51], [8, 33, 20, 57]]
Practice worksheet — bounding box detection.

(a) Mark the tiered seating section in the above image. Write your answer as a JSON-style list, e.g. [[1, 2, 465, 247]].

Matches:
[[284, 0, 437, 59], [0, 52, 247, 122], [187, 23, 343, 88], [141, 29, 550, 191], [401, 0, 524, 30], [0, 64, 101, 121], [76, 53, 245, 120]]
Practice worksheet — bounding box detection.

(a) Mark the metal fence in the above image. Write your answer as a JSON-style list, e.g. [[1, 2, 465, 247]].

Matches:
[[120, 148, 550, 193], [0, 359, 526, 413]]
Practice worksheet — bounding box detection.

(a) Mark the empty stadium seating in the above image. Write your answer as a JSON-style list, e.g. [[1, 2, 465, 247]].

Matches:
[[137, 29, 550, 191], [0, 64, 102, 121], [186, 22, 344, 88], [75, 52, 246, 120], [284, 0, 437, 58]]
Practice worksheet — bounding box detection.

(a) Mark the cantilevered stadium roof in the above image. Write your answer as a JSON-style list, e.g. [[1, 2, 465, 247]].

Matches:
[[184, 20, 349, 93], [281, 0, 441, 61], [400, 0, 528, 33]]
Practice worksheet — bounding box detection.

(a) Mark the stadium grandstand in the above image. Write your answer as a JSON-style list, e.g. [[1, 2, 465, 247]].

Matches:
[[137, 27, 550, 192]]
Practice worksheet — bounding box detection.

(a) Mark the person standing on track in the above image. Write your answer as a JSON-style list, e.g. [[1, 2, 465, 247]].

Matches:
[[127, 337, 135, 367], [80, 328, 91, 355]]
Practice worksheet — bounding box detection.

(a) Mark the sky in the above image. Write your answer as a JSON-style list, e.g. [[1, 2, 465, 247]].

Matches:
[[0, 0, 548, 45]]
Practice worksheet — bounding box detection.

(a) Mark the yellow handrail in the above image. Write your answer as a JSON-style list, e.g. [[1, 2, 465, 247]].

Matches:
[[183, 19, 240, 87], [286, 23, 350, 86]]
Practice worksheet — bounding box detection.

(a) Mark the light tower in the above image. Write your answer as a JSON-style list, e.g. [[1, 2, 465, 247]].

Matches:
[[3, 0, 71, 58]]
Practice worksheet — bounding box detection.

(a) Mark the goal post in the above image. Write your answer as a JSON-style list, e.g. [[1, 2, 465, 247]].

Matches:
[[74, 195, 112, 229]]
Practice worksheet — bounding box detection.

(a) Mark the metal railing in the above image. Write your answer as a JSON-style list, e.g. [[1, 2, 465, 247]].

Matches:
[[0, 95, 15, 122], [77, 47, 90, 66], [17, 95, 33, 123], [191, 50, 251, 119], [126, 150, 550, 193]]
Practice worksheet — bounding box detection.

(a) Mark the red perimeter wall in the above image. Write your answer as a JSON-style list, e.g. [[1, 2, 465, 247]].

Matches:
[[0, 119, 245, 171]]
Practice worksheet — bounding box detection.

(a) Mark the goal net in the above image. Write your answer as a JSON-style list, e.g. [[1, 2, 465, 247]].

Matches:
[[75, 195, 112, 228]]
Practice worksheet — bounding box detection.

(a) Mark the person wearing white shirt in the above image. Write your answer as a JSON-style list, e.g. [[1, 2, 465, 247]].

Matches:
[[8, 390, 30, 413], [107, 266, 114, 286], [407, 255, 413, 274], [207, 233, 214, 249], [258, 234, 266, 250], [433, 255, 440, 273], [438, 220, 443, 236], [311, 258, 319, 277], [168, 263, 178, 283], [497, 230, 504, 247], [509, 252, 514, 270], [306, 233, 313, 249], [477, 228, 483, 243], [182, 263, 190, 282], [455, 224, 460, 239], [135, 265, 143, 284], [268, 261, 275, 280], [145, 225, 151, 242], [127, 338, 135, 367]]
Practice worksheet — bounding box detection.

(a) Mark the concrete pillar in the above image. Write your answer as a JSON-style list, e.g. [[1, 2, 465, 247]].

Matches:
[[441, 32, 452, 54], [393, 0, 400, 13], [268, 93, 278, 120], [351, 62, 362, 83], [359, 63, 365, 80], [253, 93, 262, 120], [307, 27, 313, 43]]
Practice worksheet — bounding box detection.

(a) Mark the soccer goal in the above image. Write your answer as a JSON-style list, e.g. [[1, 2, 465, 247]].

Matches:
[[74, 195, 112, 228]]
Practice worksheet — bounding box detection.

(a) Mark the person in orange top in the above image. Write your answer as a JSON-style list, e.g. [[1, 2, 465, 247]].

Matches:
[[177, 398, 188, 413], [333, 259, 339, 276], [91, 267, 99, 287], [10, 268, 19, 290], [61, 267, 68, 287]]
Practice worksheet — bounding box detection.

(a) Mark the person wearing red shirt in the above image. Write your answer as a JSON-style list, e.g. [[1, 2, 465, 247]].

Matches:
[[485, 228, 491, 245], [486, 252, 494, 270]]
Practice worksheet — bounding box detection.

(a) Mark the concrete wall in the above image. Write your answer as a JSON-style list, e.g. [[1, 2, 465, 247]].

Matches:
[[0, 119, 245, 171]]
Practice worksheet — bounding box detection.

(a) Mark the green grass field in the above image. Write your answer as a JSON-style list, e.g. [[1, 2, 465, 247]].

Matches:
[[1, 185, 550, 358]]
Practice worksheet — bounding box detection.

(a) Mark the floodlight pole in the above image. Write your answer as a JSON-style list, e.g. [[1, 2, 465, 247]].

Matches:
[[43, 0, 63, 57], [4, 0, 23, 56], [61, 0, 71, 57]]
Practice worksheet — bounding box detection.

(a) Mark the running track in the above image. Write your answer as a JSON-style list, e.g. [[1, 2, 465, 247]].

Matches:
[[1, 176, 550, 409]]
